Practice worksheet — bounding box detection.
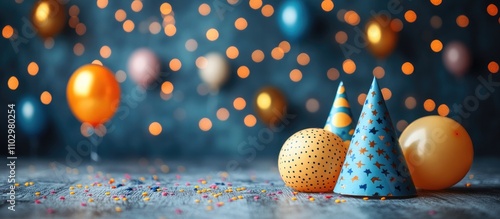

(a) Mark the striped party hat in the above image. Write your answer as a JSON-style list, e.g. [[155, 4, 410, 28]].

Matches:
[[324, 81, 355, 148]]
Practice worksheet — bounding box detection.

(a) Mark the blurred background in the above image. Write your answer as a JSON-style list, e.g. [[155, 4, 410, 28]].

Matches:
[[1, 0, 499, 160]]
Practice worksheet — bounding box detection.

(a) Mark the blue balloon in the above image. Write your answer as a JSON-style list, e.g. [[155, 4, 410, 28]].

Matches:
[[277, 0, 311, 41], [17, 96, 47, 136]]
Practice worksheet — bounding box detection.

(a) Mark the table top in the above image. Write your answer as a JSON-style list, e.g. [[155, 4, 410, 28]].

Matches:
[[1, 158, 500, 219]]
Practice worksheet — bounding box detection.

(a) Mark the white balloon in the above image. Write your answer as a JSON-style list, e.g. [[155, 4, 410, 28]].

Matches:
[[198, 53, 229, 90]]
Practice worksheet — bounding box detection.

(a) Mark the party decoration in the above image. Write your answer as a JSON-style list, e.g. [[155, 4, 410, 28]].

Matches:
[[128, 48, 161, 88], [31, 0, 67, 38], [324, 81, 355, 149], [277, 0, 311, 41], [198, 53, 230, 91], [18, 96, 47, 136], [334, 78, 416, 197], [254, 86, 287, 127], [443, 41, 471, 76], [67, 64, 121, 126], [278, 128, 347, 192], [399, 116, 474, 190], [365, 15, 398, 58]]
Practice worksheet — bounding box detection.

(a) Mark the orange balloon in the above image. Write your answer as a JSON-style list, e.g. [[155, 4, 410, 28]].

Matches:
[[31, 0, 67, 38], [365, 15, 398, 58], [399, 116, 474, 190], [67, 64, 121, 126], [254, 87, 287, 127]]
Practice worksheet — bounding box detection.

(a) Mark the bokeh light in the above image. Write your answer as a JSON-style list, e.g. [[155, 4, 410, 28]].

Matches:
[[487, 4, 498, 16], [100, 46, 112, 59], [185, 39, 198, 52], [430, 39, 443, 52], [424, 99, 436, 112], [244, 114, 257, 127], [249, 0, 263, 10], [161, 81, 174, 94], [289, 69, 302, 82], [237, 66, 250, 79], [199, 118, 212, 131], [27, 62, 39, 76], [321, 0, 334, 12], [97, 0, 108, 9], [401, 62, 414, 75], [405, 96, 417, 109], [271, 47, 285, 60], [235, 17, 248, 30], [161, 3, 172, 15], [73, 43, 84, 56], [373, 66, 385, 79], [437, 104, 450, 116], [305, 98, 320, 113], [164, 24, 176, 36], [342, 59, 356, 74], [381, 88, 392, 100], [430, 0, 442, 6], [169, 58, 182, 71], [131, 0, 143, 12], [199, 3, 210, 16], [327, 68, 340, 81], [357, 93, 367, 105], [456, 15, 469, 28], [206, 28, 219, 41], [430, 16, 442, 29], [396, 120, 408, 132], [390, 19, 403, 32], [404, 10, 417, 23], [233, 97, 246, 110], [226, 46, 239, 59], [279, 41, 291, 53], [149, 122, 162, 136], [488, 61, 499, 73], [8, 76, 19, 90], [297, 53, 310, 66], [123, 20, 135, 32], [217, 108, 230, 121], [115, 9, 126, 22], [2, 25, 14, 39], [261, 5, 274, 17], [40, 91, 52, 105], [252, 50, 265, 63], [335, 31, 348, 44]]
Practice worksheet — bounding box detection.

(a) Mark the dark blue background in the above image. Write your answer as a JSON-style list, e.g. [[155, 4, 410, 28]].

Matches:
[[1, 0, 499, 160]]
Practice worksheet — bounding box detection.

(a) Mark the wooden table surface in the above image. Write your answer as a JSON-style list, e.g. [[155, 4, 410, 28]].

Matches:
[[1, 158, 500, 219]]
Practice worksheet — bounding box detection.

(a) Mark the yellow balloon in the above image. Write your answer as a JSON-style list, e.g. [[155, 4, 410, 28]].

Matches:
[[31, 0, 67, 38], [399, 116, 473, 190], [254, 87, 287, 127], [365, 15, 398, 58]]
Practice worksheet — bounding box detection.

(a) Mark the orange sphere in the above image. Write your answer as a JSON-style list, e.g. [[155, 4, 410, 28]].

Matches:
[[31, 0, 67, 38], [254, 87, 287, 127], [67, 64, 121, 126], [399, 116, 473, 190], [278, 128, 347, 192], [365, 15, 398, 58]]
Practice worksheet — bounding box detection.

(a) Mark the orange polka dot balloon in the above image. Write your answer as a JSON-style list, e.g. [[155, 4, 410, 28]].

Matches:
[[278, 128, 347, 192]]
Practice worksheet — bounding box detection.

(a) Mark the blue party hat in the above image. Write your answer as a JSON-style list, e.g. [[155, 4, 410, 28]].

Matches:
[[324, 81, 355, 148], [333, 78, 416, 198]]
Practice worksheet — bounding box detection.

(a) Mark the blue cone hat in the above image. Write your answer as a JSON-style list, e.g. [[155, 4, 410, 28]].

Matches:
[[333, 78, 416, 198], [324, 81, 355, 148]]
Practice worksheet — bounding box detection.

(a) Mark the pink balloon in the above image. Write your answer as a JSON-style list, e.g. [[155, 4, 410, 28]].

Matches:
[[442, 41, 471, 76], [128, 48, 160, 87]]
